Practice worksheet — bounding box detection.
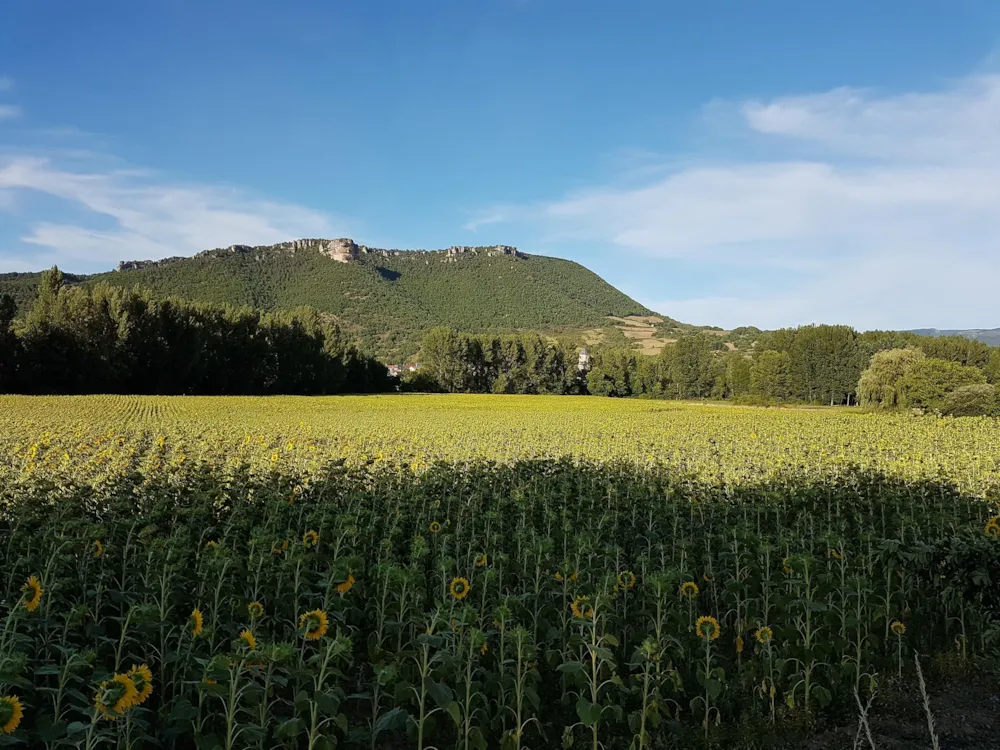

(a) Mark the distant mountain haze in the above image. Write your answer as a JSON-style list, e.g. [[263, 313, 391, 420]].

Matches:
[[909, 329, 1000, 347]]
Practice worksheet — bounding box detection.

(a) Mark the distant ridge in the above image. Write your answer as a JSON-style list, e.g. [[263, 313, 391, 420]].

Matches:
[[0, 239, 685, 360], [909, 328, 1000, 347]]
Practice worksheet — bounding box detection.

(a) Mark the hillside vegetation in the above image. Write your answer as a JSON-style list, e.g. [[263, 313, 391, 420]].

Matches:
[[0, 240, 666, 360]]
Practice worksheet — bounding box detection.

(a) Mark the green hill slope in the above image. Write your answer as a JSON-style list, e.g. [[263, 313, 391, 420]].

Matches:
[[1, 239, 665, 360]]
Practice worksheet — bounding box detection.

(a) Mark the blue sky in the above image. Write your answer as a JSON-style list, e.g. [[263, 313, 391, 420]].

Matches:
[[2, 0, 1000, 330]]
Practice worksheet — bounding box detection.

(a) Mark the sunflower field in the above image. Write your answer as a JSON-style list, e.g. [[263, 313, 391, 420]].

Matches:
[[0, 394, 999, 749]]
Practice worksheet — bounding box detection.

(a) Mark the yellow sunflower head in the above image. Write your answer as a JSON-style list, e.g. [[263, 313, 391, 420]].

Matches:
[[696, 615, 721, 642], [985, 519, 1000, 539], [92, 540, 104, 559], [0, 696, 23, 735], [449, 577, 471, 601], [299, 609, 329, 640], [22, 576, 42, 613], [554, 571, 563, 581], [126, 664, 153, 705], [828, 548, 843, 560], [247, 601, 264, 619], [755, 626, 774, 644], [429, 521, 442, 534], [617, 571, 637, 591], [474, 553, 488, 568], [303, 530, 319, 548], [570, 595, 594, 619], [736, 635, 744, 654], [95, 673, 139, 719], [891, 620, 906, 637], [239, 628, 258, 651], [190, 608, 204, 637], [680, 581, 699, 600], [782, 557, 794, 574], [337, 575, 356, 594]]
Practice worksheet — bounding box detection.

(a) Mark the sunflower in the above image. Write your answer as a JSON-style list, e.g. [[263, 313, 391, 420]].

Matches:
[[429, 521, 442, 534], [569, 570, 579, 582], [474, 553, 488, 568], [299, 609, 329, 640], [247, 601, 264, 619], [0, 696, 22, 734], [554, 571, 563, 581], [239, 629, 258, 651], [986, 519, 1000, 539], [337, 574, 356, 594], [190, 608, 204, 637], [272, 539, 290, 555], [695, 615, 721, 642], [828, 548, 843, 560], [126, 664, 153, 705], [22, 576, 42, 612], [890, 620, 906, 636], [782, 558, 793, 574], [755, 626, 774, 644], [736, 635, 744, 654], [679, 581, 699, 599], [617, 571, 637, 591], [93, 539, 104, 558], [480, 642, 488, 655], [95, 673, 139, 719], [570, 595, 594, 619], [449, 577, 471, 601], [303, 530, 319, 548]]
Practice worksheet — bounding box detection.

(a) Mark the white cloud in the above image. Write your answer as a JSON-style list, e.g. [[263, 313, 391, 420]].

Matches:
[[0, 77, 12, 92], [0, 105, 21, 121], [473, 74, 1000, 330], [0, 156, 344, 272]]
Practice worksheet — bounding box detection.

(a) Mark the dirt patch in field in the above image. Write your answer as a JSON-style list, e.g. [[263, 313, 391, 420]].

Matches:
[[799, 672, 1000, 750], [607, 315, 671, 354]]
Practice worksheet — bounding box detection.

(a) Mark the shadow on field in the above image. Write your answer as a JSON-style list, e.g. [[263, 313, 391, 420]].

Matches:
[[4, 459, 999, 750]]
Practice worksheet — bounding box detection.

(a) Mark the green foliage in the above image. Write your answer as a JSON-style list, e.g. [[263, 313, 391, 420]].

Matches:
[[858, 348, 926, 408], [0, 274, 391, 395], [940, 383, 999, 417], [898, 358, 987, 411], [586, 348, 638, 397], [419, 327, 580, 395], [750, 350, 791, 400], [726, 355, 752, 398]]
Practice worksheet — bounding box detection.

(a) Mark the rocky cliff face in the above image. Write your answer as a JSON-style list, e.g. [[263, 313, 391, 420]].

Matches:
[[116, 257, 188, 271], [116, 239, 523, 271], [445, 245, 521, 258]]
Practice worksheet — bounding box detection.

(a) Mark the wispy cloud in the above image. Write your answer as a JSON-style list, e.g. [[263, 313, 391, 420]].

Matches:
[[0, 155, 344, 272], [472, 74, 1000, 330], [0, 77, 12, 92], [0, 105, 21, 121]]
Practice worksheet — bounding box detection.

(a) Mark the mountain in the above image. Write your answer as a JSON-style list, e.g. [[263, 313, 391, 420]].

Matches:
[[909, 328, 1000, 347], [0, 239, 684, 360]]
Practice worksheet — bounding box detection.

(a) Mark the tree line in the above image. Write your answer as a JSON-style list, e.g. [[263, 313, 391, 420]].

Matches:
[[417, 324, 1000, 412], [413, 327, 585, 394], [0, 268, 393, 395]]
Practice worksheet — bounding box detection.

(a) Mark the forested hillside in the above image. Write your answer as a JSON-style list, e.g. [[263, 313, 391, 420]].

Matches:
[[0, 240, 665, 360]]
